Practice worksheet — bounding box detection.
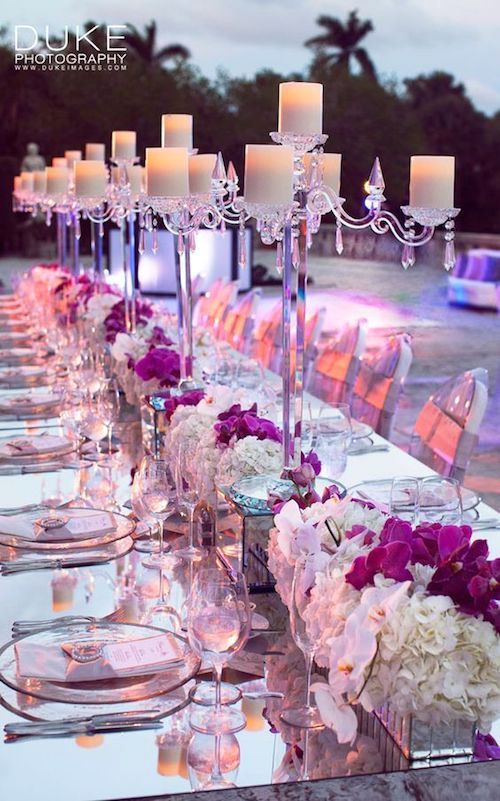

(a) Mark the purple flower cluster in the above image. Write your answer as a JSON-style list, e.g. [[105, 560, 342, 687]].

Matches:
[[214, 403, 282, 447], [134, 346, 181, 387], [145, 389, 205, 421], [104, 298, 154, 343], [345, 516, 500, 632], [146, 326, 174, 348], [474, 732, 500, 761], [269, 451, 344, 513]]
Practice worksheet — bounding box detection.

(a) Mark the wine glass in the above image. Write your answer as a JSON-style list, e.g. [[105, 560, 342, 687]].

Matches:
[[390, 476, 420, 523], [80, 396, 109, 462], [315, 404, 352, 479], [175, 449, 204, 562], [187, 568, 251, 734], [280, 557, 324, 729], [188, 732, 240, 791], [130, 468, 159, 555], [97, 380, 121, 464], [139, 457, 178, 571]]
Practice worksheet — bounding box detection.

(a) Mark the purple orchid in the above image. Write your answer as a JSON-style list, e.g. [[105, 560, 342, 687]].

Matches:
[[214, 404, 282, 447], [345, 542, 413, 591], [134, 347, 181, 387], [144, 389, 205, 421], [474, 732, 500, 761], [147, 326, 174, 348], [104, 298, 154, 343]]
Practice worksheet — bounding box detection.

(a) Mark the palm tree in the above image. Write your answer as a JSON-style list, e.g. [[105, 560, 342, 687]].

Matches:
[[305, 11, 377, 80], [125, 20, 190, 66]]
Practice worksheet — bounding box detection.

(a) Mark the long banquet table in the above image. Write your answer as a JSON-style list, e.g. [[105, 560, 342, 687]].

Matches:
[[0, 385, 499, 801]]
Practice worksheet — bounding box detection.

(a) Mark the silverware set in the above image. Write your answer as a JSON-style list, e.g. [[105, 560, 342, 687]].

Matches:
[[349, 444, 390, 456], [4, 710, 163, 741], [1, 554, 113, 576], [12, 607, 127, 636]]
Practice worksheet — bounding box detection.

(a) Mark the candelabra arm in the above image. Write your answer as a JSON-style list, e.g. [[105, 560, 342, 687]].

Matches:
[[307, 185, 379, 230], [371, 210, 435, 246]]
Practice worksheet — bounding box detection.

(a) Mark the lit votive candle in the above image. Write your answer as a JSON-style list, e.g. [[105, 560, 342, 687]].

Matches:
[[241, 696, 266, 731], [13, 175, 22, 193], [20, 171, 34, 192], [278, 82, 323, 136], [51, 571, 77, 612], [304, 152, 342, 195], [161, 114, 193, 149], [46, 166, 69, 195], [145, 147, 189, 197], [85, 143, 106, 161], [189, 154, 216, 194], [52, 157, 67, 168], [244, 144, 294, 205], [75, 734, 105, 749], [33, 170, 47, 194], [74, 161, 108, 197], [409, 155, 455, 209], [65, 150, 82, 169], [112, 131, 136, 161], [157, 741, 182, 776]]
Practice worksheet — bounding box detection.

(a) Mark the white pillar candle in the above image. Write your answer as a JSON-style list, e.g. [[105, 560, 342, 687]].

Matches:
[[85, 143, 106, 161], [112, 131, 136, 160], [52, 157, 67, 168], [244, 144, 294, 205], [20, 171, 34, 192], [13, 175, 22, 193], [128, 164, 144, 194], [161, 114, 193, 149], [189, 154, 216, 194], [65, 150, 82, 168], [46, 166, 69, 195], [145, 147, 189, 197], [409, 155, 455, 208], [33, 170, 47, 194], [278, 82, 323, 136], [74, 161, 108, 197]]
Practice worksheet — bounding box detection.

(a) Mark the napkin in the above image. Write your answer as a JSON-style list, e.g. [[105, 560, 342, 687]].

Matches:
[[0, 434, 69, 457], [0, 393, 59, 410], [15, 632, 184, 682], [0, 509, 115, 542]]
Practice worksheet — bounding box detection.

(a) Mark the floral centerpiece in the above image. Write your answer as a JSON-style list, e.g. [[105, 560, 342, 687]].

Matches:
[[268, 490, 500, 747]]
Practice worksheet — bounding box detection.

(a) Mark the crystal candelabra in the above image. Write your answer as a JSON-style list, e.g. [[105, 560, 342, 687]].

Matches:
[[139, 193, 221, 389], [109, 157, 142, 331], [242, 131, 460, 469]]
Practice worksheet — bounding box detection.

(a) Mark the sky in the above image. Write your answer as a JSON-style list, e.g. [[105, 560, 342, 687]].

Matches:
[[7, 0, 500, 114]]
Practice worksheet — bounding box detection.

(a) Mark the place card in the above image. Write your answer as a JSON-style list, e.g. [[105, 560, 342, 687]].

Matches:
[[104, 634, 183, 672]]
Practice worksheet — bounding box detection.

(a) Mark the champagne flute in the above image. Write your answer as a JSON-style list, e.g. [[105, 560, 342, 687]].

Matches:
[[175, 449, 204, 562], [139, 456, 178, 571], [188, 569, 251, 735], [280, 557, 324, 729]]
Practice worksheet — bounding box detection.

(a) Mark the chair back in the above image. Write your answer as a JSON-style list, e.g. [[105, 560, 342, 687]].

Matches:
[[353, 333, 413, 438], [221, 289, 262, 353], [410, 368, 489, 482], [308, 319, 367, 404], [193, 278, 223, 327]]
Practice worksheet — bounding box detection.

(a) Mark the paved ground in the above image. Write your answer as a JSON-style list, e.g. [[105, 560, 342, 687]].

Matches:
[[2, 253, 499, 510]]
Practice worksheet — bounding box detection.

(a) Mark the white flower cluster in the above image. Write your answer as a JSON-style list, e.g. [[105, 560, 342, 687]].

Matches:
[[268, 496, 500, 743]]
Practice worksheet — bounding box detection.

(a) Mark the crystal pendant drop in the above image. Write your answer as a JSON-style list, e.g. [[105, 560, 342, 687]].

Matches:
[[98, 221, 104, 239], [45, 209, 51, 226], [219, 217, 226, 235], [177, 232, 184, 255], [145, 210, 153, 232], [138, 228, 145, 255], [335, 223, 344, 255], [444, 239, 456, 271], [152, 227, 159, 255], [227, 161, 238, 186], [407, 246, 416, 268], [75, 218, 81, 241], [292, 236, 300, 269], [189, 231, 196, 251], [401, 243, 410, 269], [276, 241, 284, 274], [306, 228, 312, 249], [238, 229, 247, 269]]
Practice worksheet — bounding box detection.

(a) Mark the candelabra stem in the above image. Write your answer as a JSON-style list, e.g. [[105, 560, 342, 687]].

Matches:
[[127, 212, 137, 333], [294, 194, 308, 467], [90, 221, 104, 280], [175, 234, 195, 388], [71, 214, 80, 275], [56, 212, 66, 268], [118, 220, 131, 332], [282, 221, 293, 469]]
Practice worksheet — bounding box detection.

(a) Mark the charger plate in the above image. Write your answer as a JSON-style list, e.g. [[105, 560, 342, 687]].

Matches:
[[0, 532, 134, 567], [0, 621, 199, 705], [349, 479, 480, 512], [0, 506, 135, 551]]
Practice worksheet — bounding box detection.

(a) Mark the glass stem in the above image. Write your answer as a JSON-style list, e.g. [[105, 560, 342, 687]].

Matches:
[[158, 518, 164, 559], [212, 734, 223, 782], [214, 662, 223, 716], [108, 424, 112, 456], [304, 651, 313, 709], [189, 506, 195, 550]]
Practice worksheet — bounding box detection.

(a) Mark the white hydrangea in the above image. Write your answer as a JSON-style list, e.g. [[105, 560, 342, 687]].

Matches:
[[215, 436, 282, 487]]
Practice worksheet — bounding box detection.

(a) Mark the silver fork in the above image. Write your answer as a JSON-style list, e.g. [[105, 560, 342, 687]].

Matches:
[[5, 709, 163, 740], [12, 605, 129, 637]]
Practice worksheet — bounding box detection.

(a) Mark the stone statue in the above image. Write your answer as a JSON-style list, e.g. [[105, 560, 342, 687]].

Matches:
[[20, 142, 46, 172]]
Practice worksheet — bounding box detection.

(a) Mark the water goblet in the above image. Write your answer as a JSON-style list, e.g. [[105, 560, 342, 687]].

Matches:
[[188, 568, 251, 735], [315, 404, 352, 479], [139, 456, 178, 571]]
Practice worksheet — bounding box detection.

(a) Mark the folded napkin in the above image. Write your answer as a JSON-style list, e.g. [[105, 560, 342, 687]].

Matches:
[[0, 509, 116, 542], [0, 434, 69, 457], [15, 632, 184, 682]]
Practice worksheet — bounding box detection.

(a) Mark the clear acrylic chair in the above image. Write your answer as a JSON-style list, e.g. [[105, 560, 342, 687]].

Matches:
[[352, 333, 413, 439], [410, 368, 489, 482], [308, 319, 368, 404], [221, 289, 262, 353]]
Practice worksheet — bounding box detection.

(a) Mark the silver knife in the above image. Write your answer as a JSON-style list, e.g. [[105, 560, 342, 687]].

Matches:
[[349, 444, 390, 455], [1, 554, 113, 575], [5, 709, 162, 736]]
